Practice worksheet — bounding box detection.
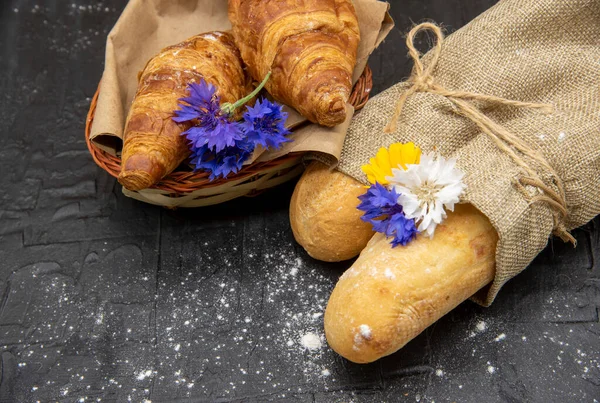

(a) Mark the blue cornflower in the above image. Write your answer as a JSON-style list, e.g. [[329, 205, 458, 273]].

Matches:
[[172, 79, 218, 122], [385, 213, 419, 247], [182, 120, 244, 154], [242, 98, 291, 150], [173, 72, 291, 180], [174, 80, 244, 153], [190, 139, 254, 181], [357, 183, 419, 247]]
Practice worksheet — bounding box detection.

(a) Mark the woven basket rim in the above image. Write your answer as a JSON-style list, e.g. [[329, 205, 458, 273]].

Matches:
[[85, 65, 373, 194]]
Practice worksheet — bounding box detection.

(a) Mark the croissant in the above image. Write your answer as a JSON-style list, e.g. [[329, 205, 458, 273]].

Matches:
[[118, 32, 252, 191], [290, 167, 499, 363], [228, 0, 360, 127]]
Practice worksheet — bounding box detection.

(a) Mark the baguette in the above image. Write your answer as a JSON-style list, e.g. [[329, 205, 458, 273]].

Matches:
[[324, 203, 498, 363], [290, 161, 373, 262]]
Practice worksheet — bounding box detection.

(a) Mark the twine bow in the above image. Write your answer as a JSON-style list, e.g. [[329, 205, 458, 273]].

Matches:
[[385, 22, 575, 245]]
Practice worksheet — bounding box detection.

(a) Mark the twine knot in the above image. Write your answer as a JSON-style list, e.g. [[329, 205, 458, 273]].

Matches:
[[413, 75, 435, 92], [384, 22, 575, 245]]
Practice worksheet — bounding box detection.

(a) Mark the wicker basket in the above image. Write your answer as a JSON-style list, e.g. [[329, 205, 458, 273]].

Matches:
[[85, 66, 373, 208]]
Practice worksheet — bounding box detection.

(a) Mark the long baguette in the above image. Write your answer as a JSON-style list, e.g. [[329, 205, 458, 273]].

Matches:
[[324, 203, 497, 363]]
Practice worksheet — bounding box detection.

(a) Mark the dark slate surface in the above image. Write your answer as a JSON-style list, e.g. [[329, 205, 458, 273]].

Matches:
[[0, 0, 598, 402]]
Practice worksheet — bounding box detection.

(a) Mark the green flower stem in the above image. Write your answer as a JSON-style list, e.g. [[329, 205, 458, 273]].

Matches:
[[221, 71, 272, 116]]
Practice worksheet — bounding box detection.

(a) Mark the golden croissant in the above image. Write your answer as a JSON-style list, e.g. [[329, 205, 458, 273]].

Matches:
[[228, 0, 360, 127], [118, 32, 252, 191]]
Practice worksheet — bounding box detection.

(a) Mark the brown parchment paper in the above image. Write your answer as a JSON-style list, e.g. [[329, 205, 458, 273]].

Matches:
[[90, 0, 394, 161]]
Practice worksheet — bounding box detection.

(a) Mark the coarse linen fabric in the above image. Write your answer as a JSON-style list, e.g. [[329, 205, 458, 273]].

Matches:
[[336, 0, 600, 305]]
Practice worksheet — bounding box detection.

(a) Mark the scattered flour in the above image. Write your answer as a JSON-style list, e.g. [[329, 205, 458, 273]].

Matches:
[[435, 369, 444, 377], [353, 333, 362, 350], [468, 320, 489, 338], [19, 239, 343, 398], [136, 369, 153, 381], [384, 268, 395, 279], [353, 324, 373, 351], [359, 324, 372, 340], [495, 333, 506, 342], [487, 365, 496, 374], [301, 333, 322, 351]]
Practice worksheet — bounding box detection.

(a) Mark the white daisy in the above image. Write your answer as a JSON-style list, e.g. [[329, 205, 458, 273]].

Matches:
[[386, 152, 466, 237]]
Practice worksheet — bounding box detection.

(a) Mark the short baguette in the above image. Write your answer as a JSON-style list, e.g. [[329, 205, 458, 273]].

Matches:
[[290, 161, 373, 262], [324, 203, 498, 363]]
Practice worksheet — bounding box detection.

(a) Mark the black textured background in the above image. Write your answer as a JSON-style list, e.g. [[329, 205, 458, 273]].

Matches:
[[0, 1, 599, 402]]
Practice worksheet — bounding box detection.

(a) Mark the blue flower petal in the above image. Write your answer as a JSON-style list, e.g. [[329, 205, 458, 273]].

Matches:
[[189, 80, 216, 103], [358, 183, 419, 247], [242, 97, 291, 152], [387, 213, 418, 247], [190, 139, 252, 181], [174, 85, 290, 181]]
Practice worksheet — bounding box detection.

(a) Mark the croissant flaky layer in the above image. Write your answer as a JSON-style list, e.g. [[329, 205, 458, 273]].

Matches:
[[119, 32, 251, 191], [228, 0, 360, 127]]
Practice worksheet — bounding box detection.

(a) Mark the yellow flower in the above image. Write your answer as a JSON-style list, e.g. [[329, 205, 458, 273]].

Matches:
[[361, 142, 421, 185]]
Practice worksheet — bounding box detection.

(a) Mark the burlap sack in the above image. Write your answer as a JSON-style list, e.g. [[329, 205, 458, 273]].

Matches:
[[336, 0, 600, 305]]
